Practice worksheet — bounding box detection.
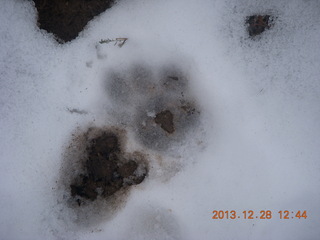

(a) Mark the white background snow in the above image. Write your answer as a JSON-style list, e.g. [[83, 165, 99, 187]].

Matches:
[[0, 0, 320, 239]]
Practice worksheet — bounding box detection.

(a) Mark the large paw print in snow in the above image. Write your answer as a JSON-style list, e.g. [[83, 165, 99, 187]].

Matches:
[[106, 64, 201, 151], [53, 63, 202, 232]]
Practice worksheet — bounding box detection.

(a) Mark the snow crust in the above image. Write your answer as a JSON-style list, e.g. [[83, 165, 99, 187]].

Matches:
[[0, 0, 320, 239]]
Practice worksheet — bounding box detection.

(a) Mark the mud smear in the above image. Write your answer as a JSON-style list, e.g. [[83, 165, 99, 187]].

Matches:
[[58, 127, 148, 226], [246, 15, 273, 37], [33, 0, 115, 42]]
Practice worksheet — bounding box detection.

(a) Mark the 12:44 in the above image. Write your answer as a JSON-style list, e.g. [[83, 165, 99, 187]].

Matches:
[[278, 210, 307, 219]]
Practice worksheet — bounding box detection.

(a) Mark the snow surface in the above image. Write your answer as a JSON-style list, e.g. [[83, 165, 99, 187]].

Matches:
[[1, 0, 320, 239]]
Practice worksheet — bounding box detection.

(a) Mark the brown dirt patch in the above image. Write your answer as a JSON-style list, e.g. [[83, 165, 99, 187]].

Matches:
[[33, 0, 115, 42], [154, 110, 175, 134], [69, 130, 147, 204]]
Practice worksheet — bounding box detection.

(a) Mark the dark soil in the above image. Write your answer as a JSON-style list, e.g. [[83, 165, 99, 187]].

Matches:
[[70, 131, 147, 203], [33, 0, 115, 42], [154, 110, 175, 134], [246, 15, 272, 37]]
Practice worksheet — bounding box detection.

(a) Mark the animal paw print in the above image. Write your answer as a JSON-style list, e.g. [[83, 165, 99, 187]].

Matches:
[[106, 64, 200, 151]]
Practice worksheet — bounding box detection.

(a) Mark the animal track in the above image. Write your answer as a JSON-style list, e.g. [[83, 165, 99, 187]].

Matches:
[[106, 64, 200, 151], [55, 62, 201, 229]]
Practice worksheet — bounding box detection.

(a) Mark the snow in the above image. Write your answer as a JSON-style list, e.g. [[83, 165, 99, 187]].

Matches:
[[1, 0, 320, 239]]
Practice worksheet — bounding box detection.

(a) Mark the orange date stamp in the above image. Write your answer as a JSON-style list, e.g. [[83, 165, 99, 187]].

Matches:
[[211, 210, 307, 220]]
